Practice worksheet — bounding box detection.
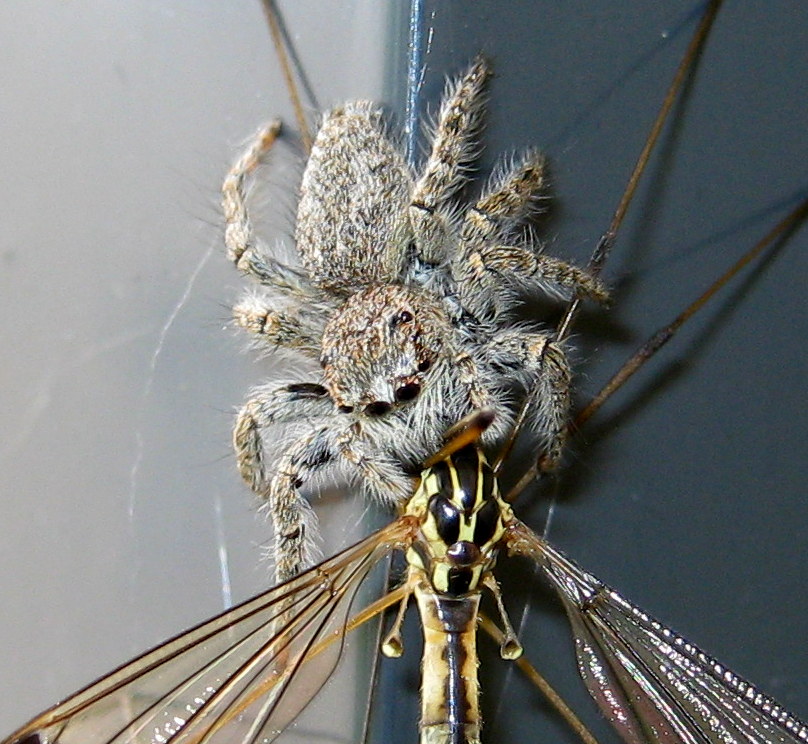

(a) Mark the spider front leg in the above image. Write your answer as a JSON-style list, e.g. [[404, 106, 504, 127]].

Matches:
[[235, 386, 336, 582], [264, 426, 338, 583], [266, 425, 413, 582], [235, 384, 338, 582], [234, 382, 333, 494], [486, 330, 572, 471], [235, 384, 414, 581]]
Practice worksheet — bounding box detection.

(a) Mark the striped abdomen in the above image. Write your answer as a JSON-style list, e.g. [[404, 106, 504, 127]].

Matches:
[[416, 582, 482, 744]]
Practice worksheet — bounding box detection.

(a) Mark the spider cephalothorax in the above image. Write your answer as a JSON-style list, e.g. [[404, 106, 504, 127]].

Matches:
[[223, 57, 606, 582], [320, 285, 448, 416]]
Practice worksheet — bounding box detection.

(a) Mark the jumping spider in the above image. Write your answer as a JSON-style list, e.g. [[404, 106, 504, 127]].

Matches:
[[222, 57, 607, 582]]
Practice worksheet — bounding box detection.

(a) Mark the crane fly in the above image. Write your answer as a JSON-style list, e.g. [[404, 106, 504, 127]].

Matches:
[[2, 409, 806, 744], [0, 0, 804, 740]]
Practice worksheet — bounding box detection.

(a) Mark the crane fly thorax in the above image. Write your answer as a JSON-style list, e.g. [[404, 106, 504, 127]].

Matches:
[[406, 444, 511, 596]]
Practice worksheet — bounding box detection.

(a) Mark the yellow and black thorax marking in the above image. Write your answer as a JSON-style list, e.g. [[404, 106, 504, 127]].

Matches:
[[405, 443, 512, 595]]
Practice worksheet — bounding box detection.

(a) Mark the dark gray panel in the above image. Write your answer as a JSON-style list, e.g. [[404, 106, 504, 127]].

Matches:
[[376, 2, 807, 743]]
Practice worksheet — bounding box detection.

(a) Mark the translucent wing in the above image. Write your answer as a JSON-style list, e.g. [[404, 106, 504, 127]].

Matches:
[[4, 518, 414, 744], [507, 519, 808, 744]]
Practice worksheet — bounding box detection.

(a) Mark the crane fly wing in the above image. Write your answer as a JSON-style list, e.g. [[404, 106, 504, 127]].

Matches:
[[507, 519, 808, 744], [4, 519, 413, 744]]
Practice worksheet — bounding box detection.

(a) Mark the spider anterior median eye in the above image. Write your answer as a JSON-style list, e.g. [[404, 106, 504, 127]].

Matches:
[[392, 310, 414, 326], [365, 401, 392, 416], [418, 359, 432, 372], [338, 405, 354, 414], [395, 382, 421, 402]]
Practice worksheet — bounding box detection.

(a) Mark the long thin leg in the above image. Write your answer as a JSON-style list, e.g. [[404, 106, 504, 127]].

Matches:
[[575, 196, 808, 429], [506, 195, 808, 501], [260, 0, 313, 153], [500, 0, 724, 471], [478, 615, 600, 744], [555, 0, 724, 343]]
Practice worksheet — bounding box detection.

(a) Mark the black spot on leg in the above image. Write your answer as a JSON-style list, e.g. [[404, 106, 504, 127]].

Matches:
[[411, 201, 435, 215], [469, 205, 499, 228], [279, 526, 302, 544], [289, 440, 333, 478], [491, 357, 520, 374], [286, 383, 329, 399]]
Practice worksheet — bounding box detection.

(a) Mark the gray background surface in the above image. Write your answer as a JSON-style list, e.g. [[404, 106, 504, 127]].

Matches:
[[0, 2, 805, 742]]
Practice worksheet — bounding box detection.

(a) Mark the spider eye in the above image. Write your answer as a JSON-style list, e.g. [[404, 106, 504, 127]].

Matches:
[[395, 382, 421, 402], [365, 401, 392, 417], [338, 405, 354, 414], [417, 359, 432, 372], [391, 310, 414, 327]]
